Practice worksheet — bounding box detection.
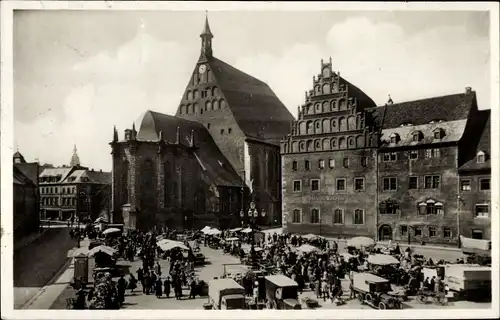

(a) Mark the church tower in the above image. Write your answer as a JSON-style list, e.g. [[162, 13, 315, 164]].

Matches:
[[70, 144, 81, 167], [199, 13, 213, 61]]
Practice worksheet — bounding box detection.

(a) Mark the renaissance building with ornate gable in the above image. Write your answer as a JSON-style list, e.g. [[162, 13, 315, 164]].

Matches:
[[281, 61, 491, 245]]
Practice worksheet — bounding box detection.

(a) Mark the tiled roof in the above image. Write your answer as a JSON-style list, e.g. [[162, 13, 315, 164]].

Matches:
[[339, 77, 377, 110], [208, 57, 295, 143], [63, 170, 111, 184], [137, 110, 243, 187], [14, 163, 39, 186], [39, 167, 73, 183], [380, 119, 468, 148], [374, 92, 475, 129], [13, 166, 36, 187], [459, 109, 491, 171]]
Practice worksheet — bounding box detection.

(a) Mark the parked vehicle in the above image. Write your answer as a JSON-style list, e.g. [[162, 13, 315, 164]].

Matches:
[[351, 272, 403, 309], [264, 275, 301, 310], [444, 264, 491, 300], [206, 278, 246, 310]]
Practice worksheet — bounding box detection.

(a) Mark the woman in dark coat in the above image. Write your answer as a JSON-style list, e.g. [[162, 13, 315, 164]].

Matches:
[[164, 277, 171, 298], [155, 278, 163, 298]]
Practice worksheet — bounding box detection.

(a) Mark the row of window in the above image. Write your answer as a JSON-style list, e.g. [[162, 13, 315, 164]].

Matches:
[[291, 208, 364, 225], [186, 86, 218, 101], [40, 186, 77, 194], [381, 148, 441, 162], [296, 116, 362, 136], [39, 176, 62, 183], [290, 136, 365, 153], [179, 98, 227, 115], [400, 225, 452, 239], [388, 128, 445, 145], [461, 178, 490, 191], [42, 197, 77, 206], [379, 200, 490, 217], [293, 177, 365, 192], [292, 157, 365, 171]]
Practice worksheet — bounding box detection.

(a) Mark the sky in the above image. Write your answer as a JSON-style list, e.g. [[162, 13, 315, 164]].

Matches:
[[13, 10, 491, 171]]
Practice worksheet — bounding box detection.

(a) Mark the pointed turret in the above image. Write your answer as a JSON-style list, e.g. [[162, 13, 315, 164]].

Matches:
[[159, 130, 164, 141], [70, 144, 81, 167], [387, 94, 393, 105], [132, 122, 137, 140], [200, 12, 213, 58], [113, 125, 118, 142]]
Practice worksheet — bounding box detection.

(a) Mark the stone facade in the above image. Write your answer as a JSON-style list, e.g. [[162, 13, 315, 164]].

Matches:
[[281, 60, 491, 244]]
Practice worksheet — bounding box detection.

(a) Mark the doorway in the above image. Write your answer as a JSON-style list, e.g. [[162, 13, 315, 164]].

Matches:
[[378, 224, 393, 241]]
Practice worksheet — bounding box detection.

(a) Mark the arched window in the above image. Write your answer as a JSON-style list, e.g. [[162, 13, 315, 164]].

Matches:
[[315, 139, 321, 150], [220, 99, 226, 109], [331, 83, 338, 93], [331, 138, 337, 149], [307, 121, 314, 134], [179, 105, 185, 114], [311, 209, 320, 224], [186, 104, 192, 114], [187, 91, 192, 100], [207, 70, 212, 82], [339, 117, 347, 131], [323, 67, 331, 78], [299, 122, 306, 135], [356, 135, 364, 148], [322, 138, 329, 150], [193, 103, 199, 114], [292, 142, 298, 152], [306, 140, 314, 152], [348, 116, 356, 130], [322, 119, 330, 133], [339, 137, 346, 149], [307, 104, 313, 115], [315, 103, 321, 113], [205, 101, 212, 111], [330, 100, 337, 111], [339, 99, 347, 110], [348, 136, 355, 147], [322, 83, 330, 94], [314, 120, 321, 133], [212, 87, 219, 96], [322, 101, 329, 113], [331, 119, 337, 132], [343, 157, 349, 168], [299, 141, 306, 151], [315, 85, 321, 95], [212, 100, 219, 110], [193, 90, 199, 99]]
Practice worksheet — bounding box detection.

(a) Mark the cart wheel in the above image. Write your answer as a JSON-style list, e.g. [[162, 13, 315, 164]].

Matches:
[[378, 302, 387, 310], [357, 293, 363, 303], [365, 293, 372, 303], [417, 295, 426, 303], [432, 295, 440, 304]]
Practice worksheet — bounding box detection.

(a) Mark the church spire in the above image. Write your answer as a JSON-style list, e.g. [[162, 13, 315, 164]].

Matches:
[[70, 144, 81, 167], [200, 11, 213, 59]]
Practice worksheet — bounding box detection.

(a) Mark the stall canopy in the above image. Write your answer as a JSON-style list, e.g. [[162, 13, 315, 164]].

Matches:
[[102, 227, 121, 235], [225, 237, 240, 242], [201, 226, 212, 233], [347, 236, 376, 249], [208, 228, 222, 235], [460, 236, 491, 256], [159, 242, 189, 252], [88, 245, 117, 257], [367, 254, 400, 265], [94, 217, 108, 224], [241, 228, 253, 233], [157, 239, 184, 246], [229, 227, 243, 232], [302, 233, 324, 240], [297, 244, 320, 254], [339, 252, 355, 260]]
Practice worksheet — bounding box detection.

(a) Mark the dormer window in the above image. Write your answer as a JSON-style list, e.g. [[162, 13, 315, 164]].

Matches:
[[477, 151, 486, 163], [433, 128, 445, 140], [412, 130, 423, 142], [389, 133, 400, 144]]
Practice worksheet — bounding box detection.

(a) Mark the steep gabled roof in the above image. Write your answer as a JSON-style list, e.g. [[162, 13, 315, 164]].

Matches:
[[338, 76, 377, 110], [374, 92, 475, 129], [208, 57, 295, 143], [14, 163, 39, 186], [137, 110, 243, 187], [13, 166, 36, 187], [459, 109, 491, 171]]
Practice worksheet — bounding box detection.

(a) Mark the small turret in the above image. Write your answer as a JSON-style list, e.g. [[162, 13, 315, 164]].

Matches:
[[190, 130, 196, 148], [175, 126, 181, 144], [387, 94, 394, 105], [113, 125, 118, 142], [159, 130, 164, 141]]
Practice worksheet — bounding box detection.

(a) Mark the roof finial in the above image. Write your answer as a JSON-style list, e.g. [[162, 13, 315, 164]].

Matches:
[[200, 11, 213, 58], [159, 130, 164, 141], [113, 125, 118, 142], [387, 94, 393, 105], [329, 56, 332, 64], [70, 144, 80, 167]]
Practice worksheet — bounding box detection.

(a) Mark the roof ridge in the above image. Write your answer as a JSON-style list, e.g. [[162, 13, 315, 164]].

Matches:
[[376, 91, 471, 108], [209, 57, 267, 86]]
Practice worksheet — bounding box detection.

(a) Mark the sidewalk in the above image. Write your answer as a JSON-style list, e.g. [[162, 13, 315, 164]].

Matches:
[[22, 239, 90, 310]]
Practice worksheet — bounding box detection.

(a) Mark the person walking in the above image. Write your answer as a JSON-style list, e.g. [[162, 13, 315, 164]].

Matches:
[[155, 278, 163, 299], [155, 261, 162, 277], [164, 277, 171, 298], [117, 275, 126, 306], [128, 274, 137, 293], [189, 278, 197, 299]]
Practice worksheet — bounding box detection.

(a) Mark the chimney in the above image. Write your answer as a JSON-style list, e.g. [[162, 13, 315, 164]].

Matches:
[[465, 87, 472, 94], [190, 130, 196, 148], [159, 130, 164, 141], [175, 126, 181, 144]]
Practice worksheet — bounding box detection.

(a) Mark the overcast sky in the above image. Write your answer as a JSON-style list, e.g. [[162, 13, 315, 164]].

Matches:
[[14, 10, 491, 171]]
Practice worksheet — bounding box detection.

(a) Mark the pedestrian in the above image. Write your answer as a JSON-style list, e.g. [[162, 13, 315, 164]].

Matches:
[[322, 278, 329, 301], [155, 261, 162, 277], [189, 278, 197, 299], [144, 272, 151, 295], [117, 275, 126, 306], [155, 278, 163, 299], [164, 277, 171, 298], [150, 271, 157, 293], [128, 274, 137, 293]]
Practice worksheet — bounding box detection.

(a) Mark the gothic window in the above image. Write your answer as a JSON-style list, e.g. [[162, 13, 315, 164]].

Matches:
[[331, 83, 338, 93], [292, 142, 298, 152], [331, 119, 337, 132], [348, 116, 356, 130], [164, 161, 171, 206], [322, 138, 329, 150], [348, 136, 355, 147], [193, 90, 199, 99], [339, 117, 347, 131], [212, 87, 218, 96], [339, 99, 347, 110], [322, 83, 330, 94], [307, 104, 313, 115], [140, 159, 156, 212], [315, 103, 321, 113], [187, 91, 192, 100], [331, 100, 337, 111], [314, 120, 321, 133], [328, 139, 336, 150], [205, 101, 212, 111], [322, 119, 330, 133], [322, 101, 330, 113], [186, 104, 192, 114], [193, 103, 199, 114], [299, 141, 306, 151], [299, 122, 306, 135], [339, 137, 346, 149], [315, 85, 321, 95], [307, 121, 314, 134], [179, 105, 185, 114], [193, 75, 198, 86], [220, 99, 226, 109], [207, 70, 212, 82], [212, 100, 219, 110], [306, 140, 314, 152]]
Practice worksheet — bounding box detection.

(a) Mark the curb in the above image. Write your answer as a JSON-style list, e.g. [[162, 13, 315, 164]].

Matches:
[[20, 256, 74, 309]]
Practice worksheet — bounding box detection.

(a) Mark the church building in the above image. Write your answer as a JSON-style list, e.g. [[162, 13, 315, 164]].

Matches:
[[111, 17, 294, 230]]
